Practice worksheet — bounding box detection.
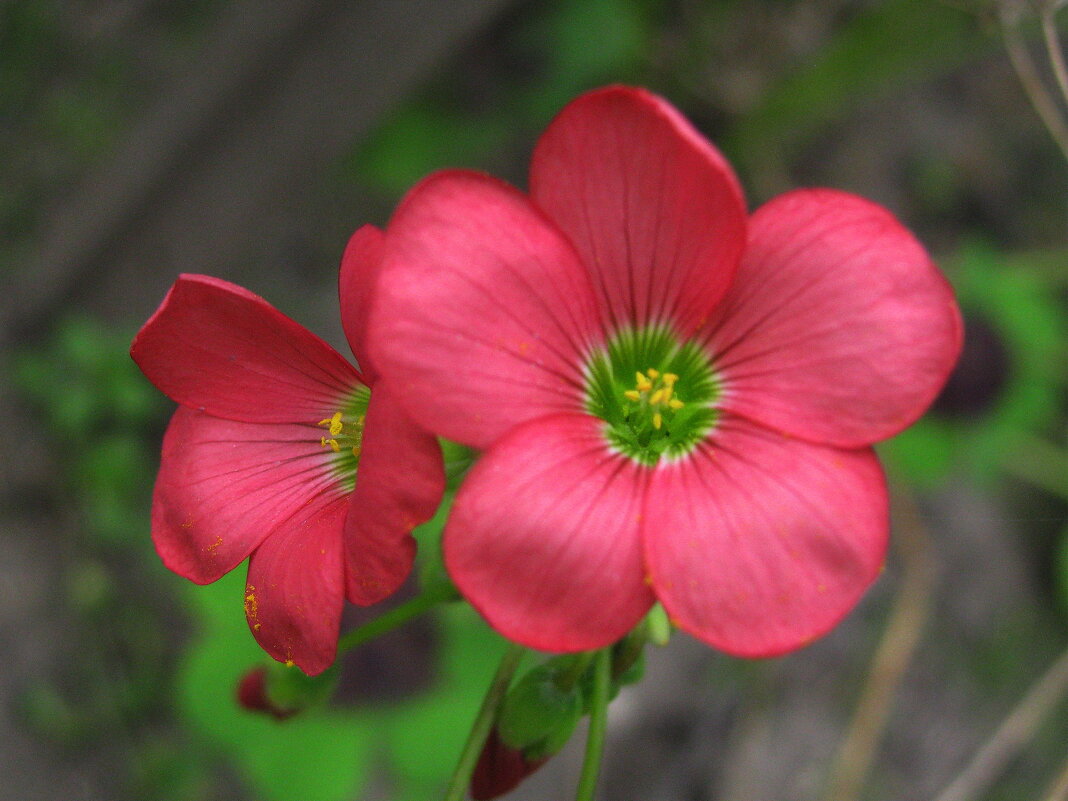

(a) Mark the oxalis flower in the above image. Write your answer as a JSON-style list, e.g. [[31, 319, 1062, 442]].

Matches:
[[131, 226, 444, 675], [366, 86, 962, 655]]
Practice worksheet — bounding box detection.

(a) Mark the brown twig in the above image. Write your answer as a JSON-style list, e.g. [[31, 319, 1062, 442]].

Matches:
[[1042, 7, 1068, 108], [932, 645, 1068, 801], [821, 487, 938, 801], [1040, 749, 1068, 801], [999, 1, 1068, 163]]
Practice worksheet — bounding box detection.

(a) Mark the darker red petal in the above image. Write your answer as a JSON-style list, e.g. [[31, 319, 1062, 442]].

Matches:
[[338, 224, 386, 383], [344, 381, 445, 605], [132, 274, 361, 424]]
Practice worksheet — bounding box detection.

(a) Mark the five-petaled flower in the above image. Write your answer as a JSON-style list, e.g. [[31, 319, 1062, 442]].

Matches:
[[131, 227, 444, 675], [366, 86, 962, 655]]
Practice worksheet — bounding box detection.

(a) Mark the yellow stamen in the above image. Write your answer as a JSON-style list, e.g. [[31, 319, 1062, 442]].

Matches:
[[649, 388, 666, 405], [635, 372, 652, 391], [662, 373, 679, 386], [652, 412, 663, 430], [668, 398, 684, 410], [646, 368, 659, 379], [623, 389, 641, 402]]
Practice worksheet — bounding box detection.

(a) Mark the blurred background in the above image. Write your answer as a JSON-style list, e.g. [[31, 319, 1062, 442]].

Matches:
[[1, 0, 1066, 799]]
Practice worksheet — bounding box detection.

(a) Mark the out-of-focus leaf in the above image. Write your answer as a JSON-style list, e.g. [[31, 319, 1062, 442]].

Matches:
[[730, 0, 986, 175], [882, 242, 1066, 487], [177, 571, 375, 801]]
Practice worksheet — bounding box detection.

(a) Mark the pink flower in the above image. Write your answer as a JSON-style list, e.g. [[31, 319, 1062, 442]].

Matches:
[[131, 226, 444, 675], [366, 86, 962, 655]]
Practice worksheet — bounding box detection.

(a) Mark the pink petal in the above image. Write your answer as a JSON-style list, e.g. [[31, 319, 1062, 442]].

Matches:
[[244, 495, 348, 675], [371, 170, 602, 449], [131, 274, 362, 424], [338, 224, 385, 384], [704, 189, 963, 446], [444, 413, 654, 651], [644, 414, 888, 657], [151, 407, 344, 584], [530, 85, 747, 335], [344, 381, 445, 605]]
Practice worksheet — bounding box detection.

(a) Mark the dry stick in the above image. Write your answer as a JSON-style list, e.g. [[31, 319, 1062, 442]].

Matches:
[[1040, 749, 1068, 801], [822, 489, 938, 801], [1000, 4, 1068, 164], [932, 645, 1068, 801], [1042, 9, 1068, 108]]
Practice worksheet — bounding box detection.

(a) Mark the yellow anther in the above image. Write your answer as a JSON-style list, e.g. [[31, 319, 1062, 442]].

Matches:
[[320, 436, 340, 453], [662, 385, 674, 403], [635, 372, 653, 391], [624, 389, 641, 402], [646, 368, 659, 379], [662, 373, 679, 386], [652, 412, 663, 430], [649, 388, 666, 405], [668, 398, 685, 410]]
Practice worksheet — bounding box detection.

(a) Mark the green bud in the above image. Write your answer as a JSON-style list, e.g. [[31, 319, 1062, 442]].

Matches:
[[263, 660, 338, 714], [498, 662, 584, 761]]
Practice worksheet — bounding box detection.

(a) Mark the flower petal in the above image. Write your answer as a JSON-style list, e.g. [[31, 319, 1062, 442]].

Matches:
[[244, 495, 348, 675], [371, 170, 602, 448], [338, 224, 385, 384], [530, 85, 747, 335], [344, 381, 445, 605], [444, 413, 654, 651], [132, 274, 362, 424], [151, 407, 343, 584], [704, 189, 963, 446], [644, 414, 888, 657]]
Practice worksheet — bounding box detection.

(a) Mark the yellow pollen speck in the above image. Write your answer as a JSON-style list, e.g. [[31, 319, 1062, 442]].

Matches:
[[652, 412, 663, 429], [244, 585, 259, 622], [285, 659, 295, 668], [207, 535, 223, 554]]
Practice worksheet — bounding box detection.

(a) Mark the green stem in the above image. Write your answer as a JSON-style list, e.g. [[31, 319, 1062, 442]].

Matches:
[[575, 648, 612, 801], [336, 587, 449, 654], [442, 642, 526, 801]]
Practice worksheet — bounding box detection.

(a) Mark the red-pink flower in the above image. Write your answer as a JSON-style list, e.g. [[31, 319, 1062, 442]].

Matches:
[[365, 86, 962, 655], [131, 226, 444, 675]]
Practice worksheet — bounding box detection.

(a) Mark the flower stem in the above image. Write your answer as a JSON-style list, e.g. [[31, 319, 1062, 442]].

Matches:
[[442, 641, 526, 801], [336, 586, 450, 655], [575, 648, 612, 801]]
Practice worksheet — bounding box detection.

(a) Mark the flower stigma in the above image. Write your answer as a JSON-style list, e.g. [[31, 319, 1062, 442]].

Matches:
[[584, 326, 720, 465]]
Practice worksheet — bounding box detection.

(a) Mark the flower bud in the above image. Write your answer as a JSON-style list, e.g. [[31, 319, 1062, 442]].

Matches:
[[235, 661, 337, 720], [236, 667, 296, 720], [497, 660, 584, 761], [469, 727, 548, 801]]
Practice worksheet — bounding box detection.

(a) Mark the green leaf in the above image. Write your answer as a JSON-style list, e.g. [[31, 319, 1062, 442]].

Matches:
[[176, 572, 374, 801]]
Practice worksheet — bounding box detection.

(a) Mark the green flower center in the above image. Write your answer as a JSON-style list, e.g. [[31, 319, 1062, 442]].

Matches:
[[584, 325, 720, 465], [316, 385, 370, 490]]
